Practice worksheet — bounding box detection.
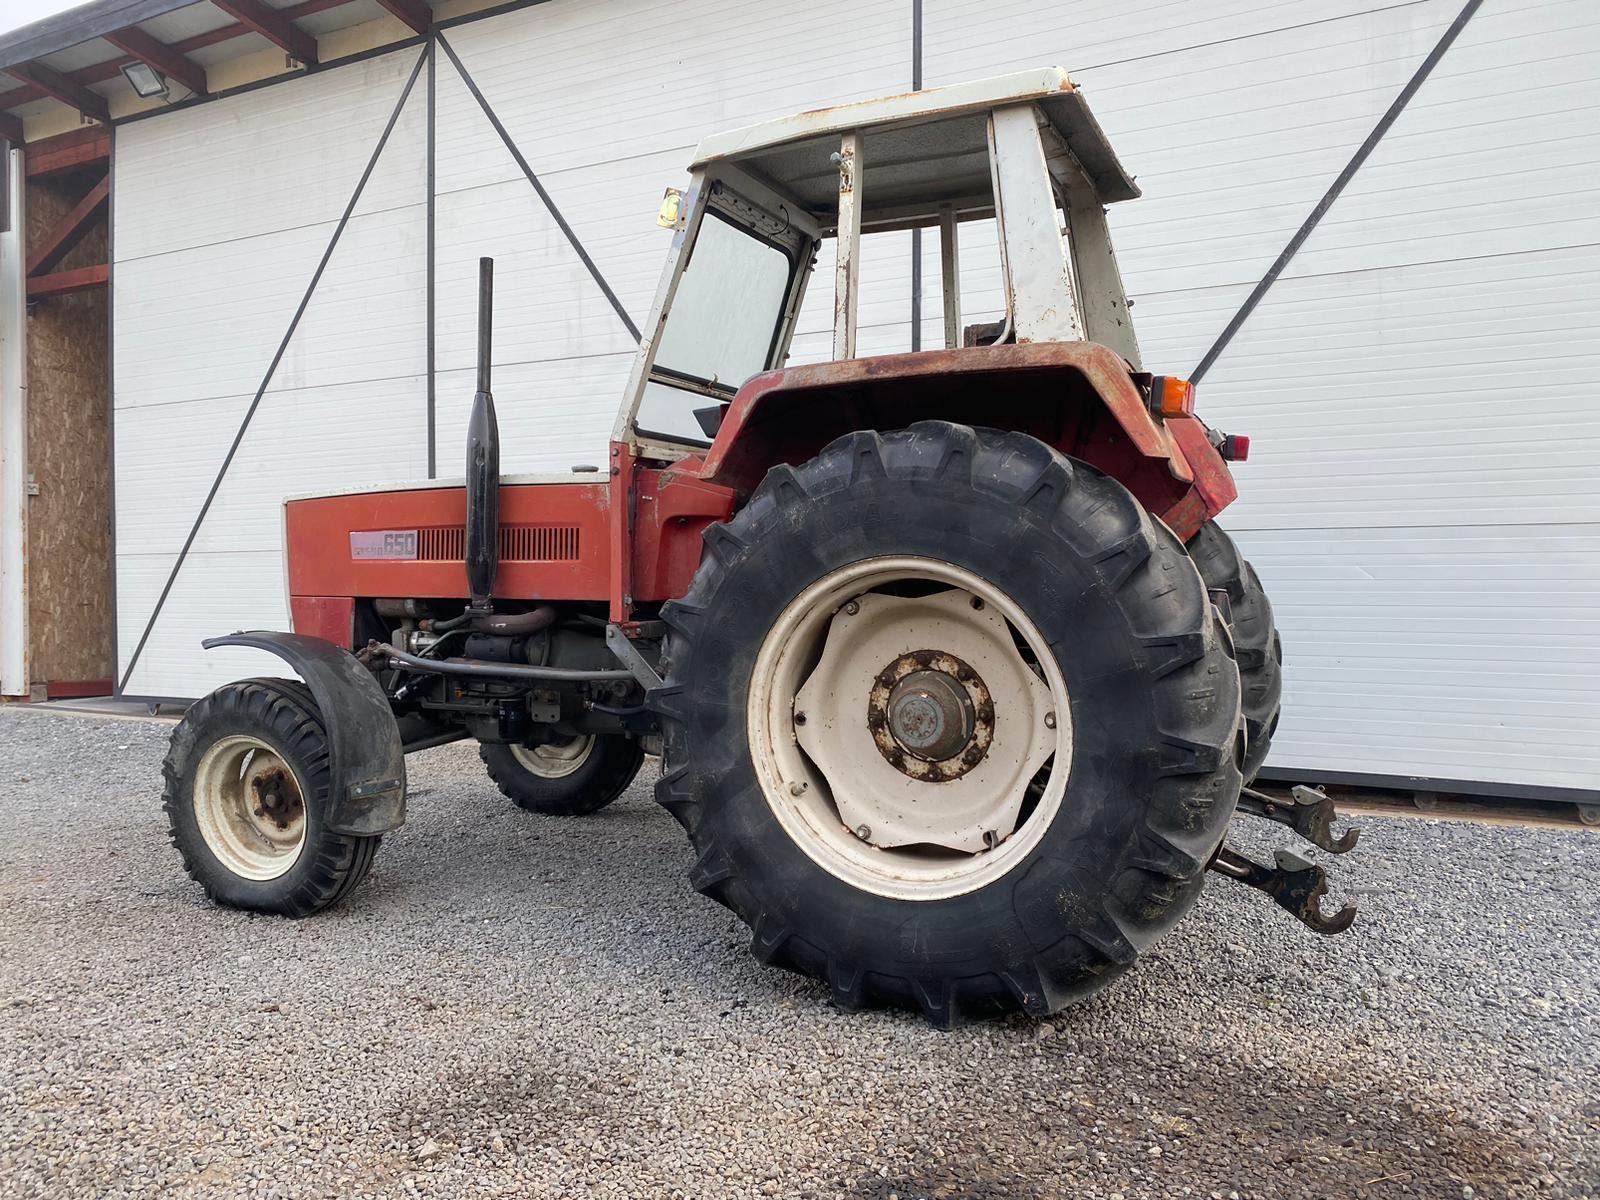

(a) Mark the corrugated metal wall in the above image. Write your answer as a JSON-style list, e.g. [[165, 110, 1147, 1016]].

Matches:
[[112, 0, 1600, 796]]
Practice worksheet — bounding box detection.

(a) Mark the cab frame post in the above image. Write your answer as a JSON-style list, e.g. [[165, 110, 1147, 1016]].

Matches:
[[833, 129, 864, 360]]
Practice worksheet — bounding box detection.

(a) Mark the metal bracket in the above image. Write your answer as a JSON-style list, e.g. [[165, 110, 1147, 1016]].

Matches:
[[605, 623, 663, 690], [1209, 844, 1357, 936], [1236, 784, 1359, 854]]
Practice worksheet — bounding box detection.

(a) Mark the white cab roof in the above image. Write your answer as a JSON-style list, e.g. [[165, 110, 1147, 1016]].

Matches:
[[692, 67, 1139, 217]]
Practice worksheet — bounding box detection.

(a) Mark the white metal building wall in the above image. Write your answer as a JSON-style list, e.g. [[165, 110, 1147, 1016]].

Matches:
[[112, 0, 1600, 797], [114, 47, 430, 697]]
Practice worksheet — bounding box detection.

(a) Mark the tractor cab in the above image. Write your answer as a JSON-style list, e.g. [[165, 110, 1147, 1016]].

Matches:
[[621, 67, 1144, 458]]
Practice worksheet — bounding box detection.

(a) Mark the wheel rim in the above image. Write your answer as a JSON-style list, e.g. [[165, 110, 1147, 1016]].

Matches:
[[747, 556, 1072, 901], [511, 735, 595, 779], [192, 734, 307, 881]]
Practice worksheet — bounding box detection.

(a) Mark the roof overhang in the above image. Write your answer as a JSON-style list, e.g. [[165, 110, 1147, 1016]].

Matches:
[[0, 0, 476, 143], [0, 1, 200, 72]]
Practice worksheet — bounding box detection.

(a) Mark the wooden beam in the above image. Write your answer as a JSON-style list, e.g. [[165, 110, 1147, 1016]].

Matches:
[[207, 0, 319, 65], [103, 26, 209, 97], [25, 127, 110, 178], [4, 61, 110, 124], [374, 0, 432, 35], [0, 112, 21, 145], [27, 262, 108, 299], [28, 175, 110, 276]]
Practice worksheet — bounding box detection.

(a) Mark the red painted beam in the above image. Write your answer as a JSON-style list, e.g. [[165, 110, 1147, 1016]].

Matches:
[[28, 175, 110, 276], [374, 0, 432, 35], [27, 262, 108, 299], [25, 127, 110, 178], [103, 26, 209, 97], [208, 0, 319, 65], [45, 678, 113, 700], [5, 61, 110, 123]]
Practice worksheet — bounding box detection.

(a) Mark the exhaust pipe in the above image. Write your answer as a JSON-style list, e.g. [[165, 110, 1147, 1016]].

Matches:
[[465, 256, 499, 613]]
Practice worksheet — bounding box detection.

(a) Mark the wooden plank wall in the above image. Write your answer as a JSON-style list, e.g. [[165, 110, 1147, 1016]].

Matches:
[[25, 170, 112, 689]]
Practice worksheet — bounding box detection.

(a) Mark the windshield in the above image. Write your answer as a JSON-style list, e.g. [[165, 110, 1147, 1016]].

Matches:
[[636, 211, 794, 444]]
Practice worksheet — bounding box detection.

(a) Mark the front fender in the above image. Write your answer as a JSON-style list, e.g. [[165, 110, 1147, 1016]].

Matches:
[[203, 631, 406, 835]]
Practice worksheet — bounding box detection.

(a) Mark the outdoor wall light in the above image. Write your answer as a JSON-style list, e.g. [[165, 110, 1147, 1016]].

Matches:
[[120, 61, 169, 100]]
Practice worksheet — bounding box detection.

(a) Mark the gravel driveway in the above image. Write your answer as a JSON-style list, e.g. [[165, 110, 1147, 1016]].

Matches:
[[1, 708, 1595, 1200]]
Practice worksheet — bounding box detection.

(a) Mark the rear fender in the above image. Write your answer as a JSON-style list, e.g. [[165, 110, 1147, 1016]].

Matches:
[[203, 631, 406, 835], [695, 343, 1234, 534]]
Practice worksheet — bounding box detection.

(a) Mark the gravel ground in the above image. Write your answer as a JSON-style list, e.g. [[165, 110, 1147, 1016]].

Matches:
[[1, 708, 1596, 1200]]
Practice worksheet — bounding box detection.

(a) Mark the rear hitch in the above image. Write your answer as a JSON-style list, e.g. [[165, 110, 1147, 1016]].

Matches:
[[1236, 784, 1359, 854], [1211, 784, 1360, 935], [1209, 844, 1357, 936]]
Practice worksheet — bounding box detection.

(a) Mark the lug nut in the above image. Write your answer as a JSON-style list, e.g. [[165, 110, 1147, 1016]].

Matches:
[[844, 600, 860, 615], [1044, 712, 1057, 729], [788, 781, 807, 796], [854, 824, 872, 842]]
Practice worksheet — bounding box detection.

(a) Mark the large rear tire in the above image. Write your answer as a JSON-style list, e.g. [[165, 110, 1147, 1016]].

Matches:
[[163, 677, 381, 916], [1187, 521, 1283, 784], [481, 734, 644, 816], [653, 423, 1244, 1026]]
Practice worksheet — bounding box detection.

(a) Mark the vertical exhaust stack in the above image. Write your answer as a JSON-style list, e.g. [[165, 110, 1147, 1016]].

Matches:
[[465, 256, 500, 613]]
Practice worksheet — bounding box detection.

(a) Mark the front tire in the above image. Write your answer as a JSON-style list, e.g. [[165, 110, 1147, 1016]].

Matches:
[[653, 423, 1244, 1025], [163, 678, 380, 916], [480, 734, 644, 816]]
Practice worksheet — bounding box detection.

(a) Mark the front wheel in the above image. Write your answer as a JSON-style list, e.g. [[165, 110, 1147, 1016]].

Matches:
[[654, 423, 1245, 1026], [480, 734, 644, 815], [163, 678, 381, 916]]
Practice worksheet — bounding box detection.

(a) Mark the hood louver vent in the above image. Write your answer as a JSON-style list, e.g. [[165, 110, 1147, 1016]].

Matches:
[[416, 525, 580, 563]]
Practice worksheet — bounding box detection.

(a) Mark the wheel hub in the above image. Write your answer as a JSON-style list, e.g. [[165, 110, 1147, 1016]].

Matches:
[[192, 735, 308, 881], [786, 582, 1061, 857], [250, 768, 302, 830], [888, 670, 971, 759], [868, 653, 993, 780]]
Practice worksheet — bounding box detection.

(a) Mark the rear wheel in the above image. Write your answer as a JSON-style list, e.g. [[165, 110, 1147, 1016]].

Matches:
[[163, 678, 381, 916], [654, 423, 1244, 1025], [1187, 521, 1283, 783], [481, 734, 644, 815]]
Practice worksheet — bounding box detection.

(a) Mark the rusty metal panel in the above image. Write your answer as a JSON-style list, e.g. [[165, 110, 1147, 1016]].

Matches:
[[832, 131, 864, 360], [987, 105, 1079, 344]]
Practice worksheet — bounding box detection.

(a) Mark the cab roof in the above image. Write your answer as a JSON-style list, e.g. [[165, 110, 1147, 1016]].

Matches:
[[691, 67, 1140, 223]]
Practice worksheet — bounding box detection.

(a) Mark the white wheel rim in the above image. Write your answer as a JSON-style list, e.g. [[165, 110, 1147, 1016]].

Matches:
[[511, 735, 595, 779], [192, 734, 307, 881], [748, 556, 1072, 901]]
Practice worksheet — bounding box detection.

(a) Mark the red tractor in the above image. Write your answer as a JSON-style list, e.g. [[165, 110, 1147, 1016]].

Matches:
[[164, 68, 1356, 1025]]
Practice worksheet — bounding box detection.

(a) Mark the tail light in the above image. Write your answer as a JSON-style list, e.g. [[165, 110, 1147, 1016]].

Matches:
[[1220, 434, 1250, 462], [1148, 375, 1195, 418]]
